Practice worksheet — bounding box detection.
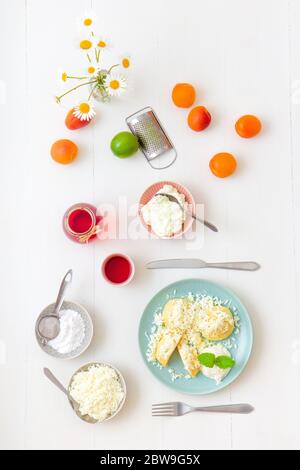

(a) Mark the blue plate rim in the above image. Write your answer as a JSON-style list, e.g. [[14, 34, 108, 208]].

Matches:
[[138, 278, 253, 395]]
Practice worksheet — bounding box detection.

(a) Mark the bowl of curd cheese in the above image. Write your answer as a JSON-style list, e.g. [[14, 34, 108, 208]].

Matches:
[[139, 181, 195, 239]]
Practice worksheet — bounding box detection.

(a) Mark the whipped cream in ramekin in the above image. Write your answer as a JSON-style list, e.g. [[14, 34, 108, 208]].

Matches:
[[141, 184, 186, 237]]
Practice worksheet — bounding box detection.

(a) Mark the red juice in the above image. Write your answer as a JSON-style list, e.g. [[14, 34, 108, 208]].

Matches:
[[104, 255, 132, 284], [68, 208, 93, 234], [63, 203, 101, 244]]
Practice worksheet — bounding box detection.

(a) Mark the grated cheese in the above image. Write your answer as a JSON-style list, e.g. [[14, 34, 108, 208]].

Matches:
[[69, 364, 125, 422]]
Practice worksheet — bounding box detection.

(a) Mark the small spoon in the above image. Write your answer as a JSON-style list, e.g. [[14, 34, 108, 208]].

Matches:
[[43, 368, 97, 424], [156, 193, 218, 232], [37, 269, 73, 344]]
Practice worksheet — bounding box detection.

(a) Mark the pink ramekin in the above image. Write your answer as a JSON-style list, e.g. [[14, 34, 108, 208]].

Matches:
[[138, 181, 195, 239]]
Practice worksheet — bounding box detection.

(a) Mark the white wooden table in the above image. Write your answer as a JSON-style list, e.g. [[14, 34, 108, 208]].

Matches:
[[1, 0, 300, 450]]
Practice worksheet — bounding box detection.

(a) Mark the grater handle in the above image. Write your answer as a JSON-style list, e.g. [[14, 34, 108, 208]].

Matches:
[[147, 148, 177, 170]]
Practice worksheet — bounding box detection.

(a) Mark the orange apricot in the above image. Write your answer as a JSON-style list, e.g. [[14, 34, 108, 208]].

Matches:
[[209, 152, 237, 178], [172, 83, 196, 108], [235, 115, 262, 138], [187, 106, 211, 131], [50, 139, 78, 164]]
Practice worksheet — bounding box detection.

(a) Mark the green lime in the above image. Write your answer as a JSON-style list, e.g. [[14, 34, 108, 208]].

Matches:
[[110, 131, 139, 158]]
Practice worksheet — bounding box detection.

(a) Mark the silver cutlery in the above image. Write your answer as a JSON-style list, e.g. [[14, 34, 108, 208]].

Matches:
[[37, 269, 73, 344], [43, 367, 97, 424], [156, 193, 218, 232], [152, 402, 254, 417], [146, 259, 260, 271]]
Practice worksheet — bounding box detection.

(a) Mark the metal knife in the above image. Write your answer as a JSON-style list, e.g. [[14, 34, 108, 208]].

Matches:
[[146, 259, 260, 271]]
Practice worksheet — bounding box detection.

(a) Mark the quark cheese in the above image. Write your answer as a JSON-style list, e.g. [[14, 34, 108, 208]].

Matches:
[[200, 344, 232, 384], [69, 364, 124, 422], [141, 184, 186, 237]]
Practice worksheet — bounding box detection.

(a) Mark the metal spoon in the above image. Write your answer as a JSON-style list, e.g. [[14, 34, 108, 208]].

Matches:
[[37, 269, 73, 344], [156, 193, 218, 232], [43, 368, 97, 424]]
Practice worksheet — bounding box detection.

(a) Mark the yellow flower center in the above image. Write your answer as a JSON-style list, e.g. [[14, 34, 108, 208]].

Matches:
[[109, 80, 120, 90], [84, 18, 92, 26], [122, 58, 130, 68], [79, 102, 91, 114], [61, 72, 67, 81], [98, 40, 106, 48], [87, 66, 96, 74], [80, 39, 92, 50]]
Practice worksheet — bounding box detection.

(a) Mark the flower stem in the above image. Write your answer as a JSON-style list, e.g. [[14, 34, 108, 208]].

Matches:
[[88, 83, 98, 101], [96, 48, 100, 63], [67, 75, 88, 80], [56, 80, 98, 102], [107, 63, 120, 74]]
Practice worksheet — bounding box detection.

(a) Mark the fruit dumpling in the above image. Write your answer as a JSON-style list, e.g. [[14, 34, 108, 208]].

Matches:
[[193, 305, 234, 341], [162, 298, 194, 334], [177, 331, 203, 377], [155, 329, 182, 367]]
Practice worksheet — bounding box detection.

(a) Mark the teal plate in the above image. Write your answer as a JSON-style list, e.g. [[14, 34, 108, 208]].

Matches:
[[139, 279, 253, 395]]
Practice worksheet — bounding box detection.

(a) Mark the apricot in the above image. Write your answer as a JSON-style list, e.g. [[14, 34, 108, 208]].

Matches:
[[188, 106, 211, 131], [51, 139, 78, 164], [172, 83, 196, 108], [235, 115, 262, 138], [209, 152, 237, 178]]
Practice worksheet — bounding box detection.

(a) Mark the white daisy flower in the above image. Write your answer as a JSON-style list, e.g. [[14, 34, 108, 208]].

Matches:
[[120, 54, 132, 69], [60, 70, 68, 82], [104, 73, 127, 96], [92, 35, 112, 52], [77, 11, 97, 30], [77, 35, 93, 52], [59, 69, 89, 82], [85, 59, 100, 76], [57, 63, 89, 92], [73, 102, 96, 121]]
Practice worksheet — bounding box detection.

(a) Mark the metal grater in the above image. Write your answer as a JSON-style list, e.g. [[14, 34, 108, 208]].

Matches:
[[126, 107, 177, 169]]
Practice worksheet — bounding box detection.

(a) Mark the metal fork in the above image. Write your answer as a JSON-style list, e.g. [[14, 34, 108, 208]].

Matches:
[[152, 402, 254, 417]]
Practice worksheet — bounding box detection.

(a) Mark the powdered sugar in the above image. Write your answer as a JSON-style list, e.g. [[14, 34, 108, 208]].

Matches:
[[48, 309, 85, 354]]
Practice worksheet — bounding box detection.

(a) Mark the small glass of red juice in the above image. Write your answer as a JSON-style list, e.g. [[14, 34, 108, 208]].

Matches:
[[63, 203, 101, 244], [102, 253, 135, 286]]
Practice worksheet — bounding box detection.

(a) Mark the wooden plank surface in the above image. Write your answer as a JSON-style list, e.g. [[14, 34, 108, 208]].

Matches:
[[0, 0, 299, 449]]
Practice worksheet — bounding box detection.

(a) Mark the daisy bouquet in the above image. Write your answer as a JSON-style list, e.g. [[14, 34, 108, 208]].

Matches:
[[55, 12, 131, 129]]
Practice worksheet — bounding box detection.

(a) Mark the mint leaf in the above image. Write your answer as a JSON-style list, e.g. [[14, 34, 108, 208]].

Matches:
[[215, 356, 235, 369], [198, 353, 215, 368]]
